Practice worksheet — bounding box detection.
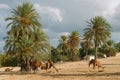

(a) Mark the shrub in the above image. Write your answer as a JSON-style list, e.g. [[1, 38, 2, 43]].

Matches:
[[1, 55, 20, 67], [0, 54, 3, 67], [51, 48, 61, 62]]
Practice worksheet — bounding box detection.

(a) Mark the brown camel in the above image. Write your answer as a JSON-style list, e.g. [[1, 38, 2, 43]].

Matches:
[[30, 60, 58, 73], [41, 60, 58, 72], [30, 60, 42, 73], [88, 59, 105, 71]]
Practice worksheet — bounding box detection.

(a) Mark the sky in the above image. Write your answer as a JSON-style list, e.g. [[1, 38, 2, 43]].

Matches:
[[0, 0, 120, 52]]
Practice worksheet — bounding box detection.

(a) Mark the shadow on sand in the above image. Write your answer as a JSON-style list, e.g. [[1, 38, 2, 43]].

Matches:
[[0, 70, 120, 78], [103, 64, 120, 65], [40, 72, 120, 78], [0, 71, 35, 75]]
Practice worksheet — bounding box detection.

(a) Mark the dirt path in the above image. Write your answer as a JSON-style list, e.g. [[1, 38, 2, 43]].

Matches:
[[0, 53, 120, 80]]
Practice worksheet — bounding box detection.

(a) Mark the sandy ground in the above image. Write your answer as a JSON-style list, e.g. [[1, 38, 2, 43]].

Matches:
[[0, 53, 120, 80]]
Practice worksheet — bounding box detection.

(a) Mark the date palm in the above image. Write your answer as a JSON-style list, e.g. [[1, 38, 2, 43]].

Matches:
[[68, 31, 80, 61], [82, 36, 93, 57], [5, 2, 50, 71], [58, 35, 69, 56], [106, 40, 117, 56], [5, 2, 41, 38], [84, 16, 111, 59]]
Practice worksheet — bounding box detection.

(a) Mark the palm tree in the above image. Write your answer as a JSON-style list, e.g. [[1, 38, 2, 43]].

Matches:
[[106, 40, 117, 56], [68, 31, 80, 61], [5, 2, 50, 71], [58, 35, 69, 56], [100, 40, 117, 57], [81, 36, 93, 58], [32, 28, 50, 54], [7, 2, 41, 34], [84, 16, 111, 59], [114, 42, 120, 52]]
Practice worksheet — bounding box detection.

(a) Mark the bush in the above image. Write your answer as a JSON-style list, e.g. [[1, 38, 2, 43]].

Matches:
[[1, 55, 20, 67], [51, 48, 61, 62], [34, 53, 51, 61], [0, 54, 3, 67], [114, 42, 120, 52], [79, 48, 95, 60]]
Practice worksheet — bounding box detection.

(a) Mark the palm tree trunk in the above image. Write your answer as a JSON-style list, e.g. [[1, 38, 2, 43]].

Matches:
[[71, 48, 74, 61], [85, 49, 88, 60], [95, 46, 98, 60], [20, 55, 31, 71], [25, 57, 31, 71], [20, 54, 26, 71]]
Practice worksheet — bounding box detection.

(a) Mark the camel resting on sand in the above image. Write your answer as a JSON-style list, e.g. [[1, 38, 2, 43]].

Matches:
[[5, 67, 13, 72]]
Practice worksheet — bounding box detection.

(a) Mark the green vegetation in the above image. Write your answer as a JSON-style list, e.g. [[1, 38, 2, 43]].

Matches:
[[57, 31, 80, 61], [99, 40, 117, 57], [51, 48, 61, 62], [0, 54, 4, 67], [1, 55, 20, 67], [114, 42, 120, 52]]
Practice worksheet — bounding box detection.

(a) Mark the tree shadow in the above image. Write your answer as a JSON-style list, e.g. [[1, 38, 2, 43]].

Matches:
[[103, 64, 120, 65], [0, 70, 120, 78], [0, 71, 36, 75]]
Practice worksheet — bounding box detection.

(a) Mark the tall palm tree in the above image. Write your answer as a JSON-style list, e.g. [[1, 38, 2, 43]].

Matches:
[[84, 16, 111, 59], [68, 31, 80, 61], [5, 2, 50, 71]]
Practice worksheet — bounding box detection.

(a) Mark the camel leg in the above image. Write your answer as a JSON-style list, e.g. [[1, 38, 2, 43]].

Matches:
[[46, 69, 48, 73], [93, 64, 96, 71], [52, 65, 58, 72]]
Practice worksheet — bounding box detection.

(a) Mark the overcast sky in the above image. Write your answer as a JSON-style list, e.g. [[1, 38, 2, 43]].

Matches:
[[0, 0, 120, 52]]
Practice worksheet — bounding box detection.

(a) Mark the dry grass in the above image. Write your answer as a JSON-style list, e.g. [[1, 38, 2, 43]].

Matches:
[[0, 53, 120, 80]]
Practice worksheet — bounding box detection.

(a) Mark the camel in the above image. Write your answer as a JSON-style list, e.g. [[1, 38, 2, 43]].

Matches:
[[41, 60, 58, 72], [5, 67, 13, 72], [88, 59, 105, 71], [30, 60, 42, 73], [30, 60, 58, 73]]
